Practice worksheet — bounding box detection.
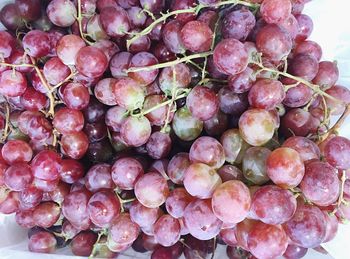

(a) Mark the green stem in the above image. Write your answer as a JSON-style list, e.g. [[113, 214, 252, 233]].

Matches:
[[127, 51, 213, 73], [77, 0, 94, 45], [331, 170, 348, 215], [126, 0, 259, 50], [88, 230, 106, 259], [0, 102, 11, 143]]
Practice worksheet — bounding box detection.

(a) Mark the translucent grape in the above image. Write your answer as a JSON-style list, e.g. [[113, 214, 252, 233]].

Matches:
[[242, 147, 271, 185]]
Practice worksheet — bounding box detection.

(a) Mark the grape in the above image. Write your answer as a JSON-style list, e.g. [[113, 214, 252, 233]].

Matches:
[[212, 180, 250, 224], [62, 189, 92, 230], [62, 220, 80, 240], [220, 129, 250, 164], [85, 163, 114, 192], [171, 0, 196, 24], [282, 136, 320, 162], [167, 153, 190, 185], [217, 165, 244, 183], [146, 132, 172, 159], [228, 67, 255, 94], [283, 82, 313, 108], [234, 219, 258, 250], [280, 108, 314, 137], [213, 38, 248, 76], [4, 163, 33, 191], [22, 30, 51, 58], [260, 0, 291, 24], [186, 86, 219, 121], [128, 33, 151, 54], [283, 244, 308, 259], [242, 147, 271, 185], [94, 78, 118, 106], [48, 181, 70, 203], [299, 161, 340, 206], [120, 116, 151, 147], [183, 199, 222, 240], [86, 140, 114, 163], [239, 108, 276, 146], [140, 0, 164, 13], [222, 8, 256, 41], [0, 191, 20, 214], [34, 178, 59, 192], [248, 221, 288, 259], [31, 150, 62, 181], [88, 190, 121, 227], [180, 21, 213, 53], [336, 202, 350, 222], [294, 40, 322, 61], [110, 52, 132, 78], [113, 77, 145, 110], [129, 200, 161, 228], [0, 31, 16, 58], [0, 70, 28, 98], [189, 136, 225, 169], [279, 14, 299, 39], [248, 78, 285, 110], [161, 20, 186, 54], [19, 186, 43, 209], [47, 0, 77, 27], [312, 61, 339, 89], [53, 107, 84, 135], [165, 188, 194, 219], [219, 228, 237, 247], [143, 95, 173, 126], [28, 231, 57, 253], [135, 172, 169, 208], [94, 39, 120, 62], [204, 110, 228, 136], [325, 85, 350, 115], [83, 120, 107, 143], [283, 204, 326, 248], [323, 211, 338, 243], [110, 213, 140, 245], [43, 57, 71, 86], [266, 147, 304, 188], [71, 231, 97, 256], [15, 209, 35, 228], [288, 54, 319, 81], [20, 87, 47, 111], [324, 136, 350, 169], [59, 159, 84, 184], [218, 88, 248, 116], [295, 14, 313, 42], [158, 64, 191, 96], [128, 52, 159, 86], [256, 24, 292, 61], [2, 140, 33, 165], [83, 96, 106, 123], [61, 131, 89, 159], [56, 35, 86, 66], [107, 235, 132, 252], [127, 6, 147, 28], [75, 46, 108, 78], [112, 157, 144, 190], [0, 4, 25, 31], [85, 15, 108, 41], [33, 202, 61, 228], [183, 163, 222, 199], [250, 185, 297, 224], [172, 107, 203, 141], [153, 215, 181, 247]]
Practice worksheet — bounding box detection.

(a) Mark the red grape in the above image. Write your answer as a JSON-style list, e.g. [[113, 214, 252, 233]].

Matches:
[[20, 87, 47, 111], [100, 6, 130, 37], [323, 211, 338, 243], [0, 70, 28, 97], [187, 86, 219, 121], [283, 203, 326, 248], [154, 215, 181, 247], [165, 188, 194, 219], [325, 85, 350, 115], [248, 221, 288, 259], [213, 38, 248, 76], [158, 64, 191, 96], [19, 186, 43, 209], [183, 199, 223, 240], [260, 0, 291, 24], [180, 21, 213, 53], [31, 150, 62, 181], [294, 40, 322, 61], [75, 46, 108, 78], [46, 0, 77, 27], [2, 139, 33, 165], [85, 163, 114, 192], [212, 180, 251, 224], [162, 20, 186, 54], [128, 52, 159, 86], [22, 30, 51, 58], [184, 163, 222, 199], [266, 147, 304, 188], [112, 157, 144, 190], [113, 77, 146, 110], [61, 131, 89, 159], [33, 201, 61, 228], [43, 57, 71, 85], [71, 231, 97, 256], [283, 244, 308, 259], [282, 136, 320, 162], [28, 231, 57, 253], [172, 107, 203, 141], [56, 35, 86, 65], [146, 132, 172, 159], [120, 116, 152, 147], [324, 136, 350, 170], [129, 200, 161, 228], [15, 209, 35, 228], [312, 61, 339, 89], [110, 213, 140, 245], [0, 4, 25, 31], [295, 14, 313, 42], [135, 172, 169, 208], [4, 163, 33, 191], [53, 107, 84, 134]]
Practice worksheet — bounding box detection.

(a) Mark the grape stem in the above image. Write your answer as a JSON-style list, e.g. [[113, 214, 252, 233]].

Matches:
[[76, 0, 94, 45], [331, 170, 348, 215], [0, 102, 11, 143], [126, 51, 213, 73], [0, 60, 56, 117], [51, 69, 78, 91], [250, 60, 346, 105], [140, 91, 189, 116], [126, 0, 260, 50], [318, 104, 350, 144], [89, 230, 107, 259]]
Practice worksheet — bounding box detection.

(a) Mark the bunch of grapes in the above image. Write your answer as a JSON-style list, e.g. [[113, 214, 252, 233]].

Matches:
[[0, 0, 349, 258]]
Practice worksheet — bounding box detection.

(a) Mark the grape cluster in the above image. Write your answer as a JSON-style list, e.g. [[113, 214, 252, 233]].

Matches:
[[0, 0, 349, 258]]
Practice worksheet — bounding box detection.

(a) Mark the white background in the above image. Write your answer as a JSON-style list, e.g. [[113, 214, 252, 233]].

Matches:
[[0, 0, 350, 258]]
